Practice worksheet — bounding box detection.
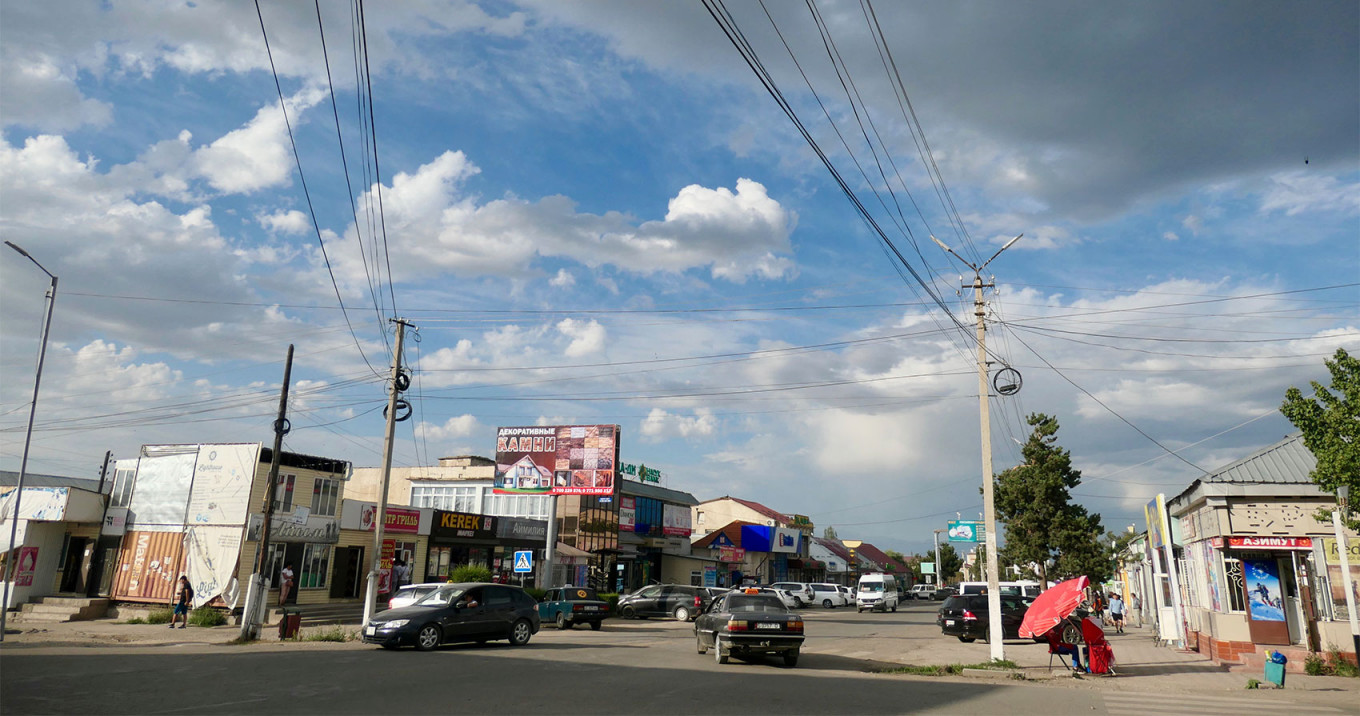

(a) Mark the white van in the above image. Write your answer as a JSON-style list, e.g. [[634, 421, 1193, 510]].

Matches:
[[856, 573, 899, 613]]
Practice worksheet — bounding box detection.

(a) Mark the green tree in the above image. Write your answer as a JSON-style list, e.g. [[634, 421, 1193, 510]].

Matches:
[[994, 413, 1106, 588], [925, 542, 963, 583], [1281, 348, 1359, 528], [822, 525, 839, 540]]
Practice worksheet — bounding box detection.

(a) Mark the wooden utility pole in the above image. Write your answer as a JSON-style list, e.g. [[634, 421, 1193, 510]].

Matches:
[[363, 319, 413, 628], [239, 344, 293, 640]]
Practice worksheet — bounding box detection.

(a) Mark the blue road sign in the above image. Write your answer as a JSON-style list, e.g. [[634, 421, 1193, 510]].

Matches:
[[513, 550, 533, 573]]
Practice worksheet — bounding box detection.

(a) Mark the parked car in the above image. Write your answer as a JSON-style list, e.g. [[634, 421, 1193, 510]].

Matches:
[[935, 594, 1029, 643], [810, 583, 849, 608], [908, 584, 935, 600], [694, 589, 805, 667], [616, 584, 711, 621], [770, 582, 815, 608], [387, 582, 446, 610], [754, 586, 803, 610], [931, 586, 957, 601], [838, 585, 855, 603], [538, 586, 610, 630], [856, 573, 899, 613], [363, 582, 540, 651]]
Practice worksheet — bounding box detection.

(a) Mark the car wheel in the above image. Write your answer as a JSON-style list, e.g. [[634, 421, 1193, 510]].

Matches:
[[415, 624, 442, 651], [714, 638, 729, 665], [509, 619, 533, 646], [620, 605, 636, 619], [958, 636, 976, 643], [823, 599, 833, 608], [783, 649, 800, 668], [589, 621, 602, 631], [890, 604, 897, 613], [792, 597, 803, 608], [556, 612, 570, 630], [696, 633, 708, 654], [673, 605, 691, 622]]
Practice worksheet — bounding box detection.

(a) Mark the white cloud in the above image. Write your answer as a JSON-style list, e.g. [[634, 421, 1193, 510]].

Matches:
[[549, 268, 576, 288], [338, 153, 797, 283], [556, 318, 606, 357], [0, 56, 112, 131], [1181, 214, 1203, 235], [259, 209, 310, 235], [1259, 172, 1360, 216], [1162, 231, 1179, 241], [192, 89, 322, 194], [418, 414, 481, 442], [640, 408, 717, 439]]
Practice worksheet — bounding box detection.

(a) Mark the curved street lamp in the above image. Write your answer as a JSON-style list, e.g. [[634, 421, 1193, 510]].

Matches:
[[1, 242, 57, 642]]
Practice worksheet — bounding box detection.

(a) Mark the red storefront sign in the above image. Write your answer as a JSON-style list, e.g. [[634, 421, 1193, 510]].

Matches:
[[1226, 536, 1312, 550], [360, 503, 421, 534], [717, 546, 745, 563]]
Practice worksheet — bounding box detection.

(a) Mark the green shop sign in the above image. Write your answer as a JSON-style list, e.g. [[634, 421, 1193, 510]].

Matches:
[[619, 462, 661, 483]]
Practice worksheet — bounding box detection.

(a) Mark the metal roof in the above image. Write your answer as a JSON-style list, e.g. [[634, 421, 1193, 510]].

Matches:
[[0, 471, 109, 494], [1202, 433, 1316, 484]]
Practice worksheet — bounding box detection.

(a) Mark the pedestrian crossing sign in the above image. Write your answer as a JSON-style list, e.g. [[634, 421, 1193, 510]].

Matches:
[[513, 550, 533, 573]]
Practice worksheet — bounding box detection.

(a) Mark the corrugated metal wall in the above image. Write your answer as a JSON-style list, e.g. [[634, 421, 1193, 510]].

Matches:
[[111, 530, 185, 603]]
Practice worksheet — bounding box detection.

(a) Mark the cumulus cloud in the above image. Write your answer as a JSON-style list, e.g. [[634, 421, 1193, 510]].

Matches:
[[0, 56, 112, 131], [418, 414, 481, 442], [556, 318, 606, 357], [338, 152, 796, 283], [549, 268, 576, 288], [193, 89, 322, 194], [259, 209, 310, 235], [1259, 172, 1360, 216], [640, 408, 717, 439]]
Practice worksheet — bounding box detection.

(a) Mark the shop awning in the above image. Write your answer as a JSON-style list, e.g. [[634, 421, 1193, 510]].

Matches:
[[555, 542, 593, 559]]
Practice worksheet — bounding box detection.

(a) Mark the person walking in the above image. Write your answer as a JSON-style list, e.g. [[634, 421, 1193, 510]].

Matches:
[[170, 575, 193, 629], [1109, 592, 1126, 633], [1130, 592, 1142, 628]]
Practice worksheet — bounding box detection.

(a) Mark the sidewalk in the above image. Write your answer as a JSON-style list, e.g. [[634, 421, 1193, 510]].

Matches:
[[0, 617, 351, 649]]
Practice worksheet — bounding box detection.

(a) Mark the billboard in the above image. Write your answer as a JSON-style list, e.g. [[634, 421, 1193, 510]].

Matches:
[[772, 527, 800, 554], [948, 520, 983, 543], [619, 496, 636, 531], [662, 503, 692, 537], [186, 443, 260, 527], [494, 425, 620, 496]]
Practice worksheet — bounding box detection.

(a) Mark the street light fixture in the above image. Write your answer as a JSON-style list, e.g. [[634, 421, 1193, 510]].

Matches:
[[1, 242, 58, 642], [931, 233, 1023, 663]]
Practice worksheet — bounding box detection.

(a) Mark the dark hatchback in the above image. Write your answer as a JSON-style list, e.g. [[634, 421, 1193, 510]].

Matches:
[[616, 584, 712, 622], [363, 582, 541, 651], [694, 591, 805, 667], [936, 594, 1029, 642]]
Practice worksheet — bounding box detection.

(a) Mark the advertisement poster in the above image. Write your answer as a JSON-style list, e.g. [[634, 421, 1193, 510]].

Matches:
[[128, 451, 198, 529], [772, 527, 800, 554], [1323, 537, 1360, 604], [619, 496, 636, 531], [15, 546, 38, 586], [379, 539, 395, 594], [183, 525, 243, 608], [1144, 495, 1169, 550], [1244, 559, 1285, 622], [186, 443, 260, 527], [494, 425, 619, 496], [662, 503, 691, 536]]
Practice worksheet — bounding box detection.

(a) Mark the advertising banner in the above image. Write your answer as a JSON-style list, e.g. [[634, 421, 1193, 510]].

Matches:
[[947, 520, 983, 543], [0, 486, 68, 521], [186, 443, 260, 527], [619, 496, 636, 531], [772, 527, 800, 554], [618, 462, 661, 483], [1145, 495, 1170, 550], [183, 525, 243, 608], [662, 503, 692, 537], [1244, 559, 1286, 622], [717, 546, 745, 562], [128, 451, 198, 529], [360, 504, 421, 534], [494, 425, 620, 496], [15, 546, 38, 586], [431, 511, 497, 542], [1227, 536, 1312, 550], [245, 513, 339, 544]]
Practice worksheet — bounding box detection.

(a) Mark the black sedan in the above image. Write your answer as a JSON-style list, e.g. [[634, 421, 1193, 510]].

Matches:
[[362, 582, 541, 651], [936, 594, 1028, 643], [694, 590, 805, 667]]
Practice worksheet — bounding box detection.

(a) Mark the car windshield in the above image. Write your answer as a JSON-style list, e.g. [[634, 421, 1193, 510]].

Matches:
[[564, 587, 599, 601], [414, 585, 464, 606], [726, 595, 787, 613], [861, 583, 884, 592]]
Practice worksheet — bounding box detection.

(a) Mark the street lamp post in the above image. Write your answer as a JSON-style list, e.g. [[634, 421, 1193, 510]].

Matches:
[[932, 528, 946, 586], [1332, 486, 1358, 659], [1, 242, 57, 643], [932, 233, 1022, 662]]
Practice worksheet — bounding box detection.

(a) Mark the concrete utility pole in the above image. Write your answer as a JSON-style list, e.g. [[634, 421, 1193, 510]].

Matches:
[[363, 319, 413, 628], [932, 528, 946, 585], [0, 241, 57, 644], [239, 344, 294, 641], [933, 233, 1022, 662], [1332, 486, 1359, 659]]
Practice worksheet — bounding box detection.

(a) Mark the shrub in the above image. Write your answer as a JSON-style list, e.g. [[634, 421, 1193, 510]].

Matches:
[[524, 588, 548, 602], [123, 617, 146, 625], [448, 564, 493, 583], [1245, 678, 1261, 689], [189, 607, 227, 627], [1305, 652, 1330, 676], [146, 608, 173, 624], [1327, 649, 1359, 678], [301, 626, 355, 642], [599, 593, 620, 611]]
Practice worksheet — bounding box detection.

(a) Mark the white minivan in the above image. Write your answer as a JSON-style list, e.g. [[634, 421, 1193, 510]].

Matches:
[[856, 573, 899, 613]]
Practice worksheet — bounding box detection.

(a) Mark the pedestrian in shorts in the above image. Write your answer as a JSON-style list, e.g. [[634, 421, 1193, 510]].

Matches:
[[170, 575, 193, 629]]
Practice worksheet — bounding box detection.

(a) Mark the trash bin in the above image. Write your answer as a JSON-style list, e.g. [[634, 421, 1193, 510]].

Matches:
[[1264, 650, 1287, 687], [278, 610, 302, 640]]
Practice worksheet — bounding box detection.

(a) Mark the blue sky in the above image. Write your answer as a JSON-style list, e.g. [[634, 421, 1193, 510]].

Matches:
[[2, 1, 1357, 556]]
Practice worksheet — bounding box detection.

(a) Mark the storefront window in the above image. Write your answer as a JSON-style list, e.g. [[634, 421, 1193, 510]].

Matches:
[[301, 544, 330, 589], [1222, 556, 1246, 612]]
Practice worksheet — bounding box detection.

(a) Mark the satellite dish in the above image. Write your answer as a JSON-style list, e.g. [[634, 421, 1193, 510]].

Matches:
[[993, 367, 1023, 396]]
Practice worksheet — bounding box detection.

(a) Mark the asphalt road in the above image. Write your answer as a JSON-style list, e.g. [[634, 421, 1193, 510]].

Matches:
[[1, 600, 1351, 715]]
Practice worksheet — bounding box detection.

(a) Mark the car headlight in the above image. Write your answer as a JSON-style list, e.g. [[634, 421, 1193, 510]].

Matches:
[[381, 619, 408, 629]]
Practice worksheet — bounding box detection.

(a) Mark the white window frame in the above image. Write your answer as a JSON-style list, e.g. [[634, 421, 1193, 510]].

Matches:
[[301, 543, 331, 590], [310, 477, 339, 517], [274, 474, 296, 512]]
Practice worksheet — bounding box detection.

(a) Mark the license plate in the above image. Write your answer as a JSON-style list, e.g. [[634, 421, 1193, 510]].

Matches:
[[756, 623, 781, 630], [945, 620, 955, 626], [584, 606, 599, 611], [365, 626, 377, 636]]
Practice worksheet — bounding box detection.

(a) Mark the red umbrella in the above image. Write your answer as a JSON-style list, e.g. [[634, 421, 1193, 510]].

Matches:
[[1018, 576, 1089, 639]]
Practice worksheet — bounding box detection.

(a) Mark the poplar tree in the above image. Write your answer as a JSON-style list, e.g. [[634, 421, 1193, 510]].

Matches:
[[1280, 348, 1360, 528]]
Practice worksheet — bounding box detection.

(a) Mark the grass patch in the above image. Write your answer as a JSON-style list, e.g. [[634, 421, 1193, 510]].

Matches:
[[299, 625, 357, 642], [1302, 649, 1360, 677], [881, 659, 1020, 676], [122, 617, 147, 625], [189, 607, 227, 627], [1245, 678, 1261, 689], [145, 608, 173, 624]]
